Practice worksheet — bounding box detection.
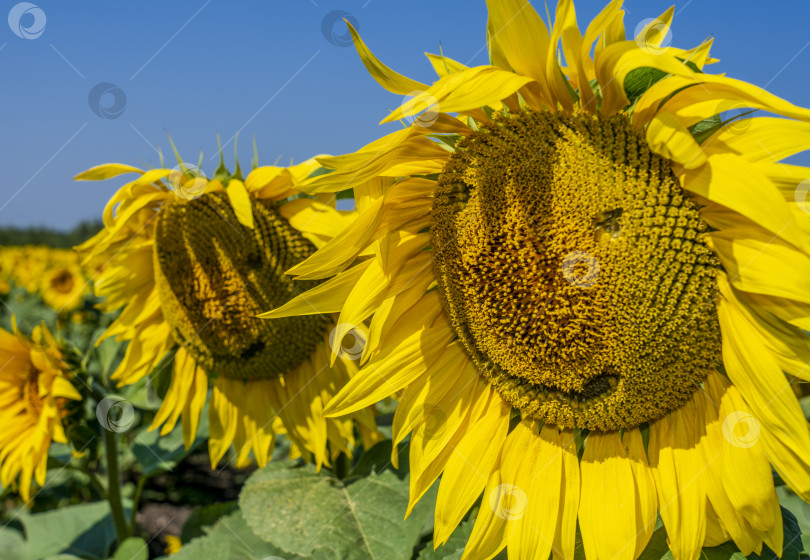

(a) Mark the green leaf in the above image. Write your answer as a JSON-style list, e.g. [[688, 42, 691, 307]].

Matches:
[[240, 461, 435, 560], [180, 502, 239, 542], [637, 519, 671, 560], [690, 114, 722, 145], [94, 335, 123, 378], [119, 374, 163, 411], [776, 485, 810, 533], [0, 528, 27, 560], [701, 507, 803, 560], [624, 67, 668, 105], [417, 518, 474, 560], [350, 439, 409, 479], [20, 501, 125, 560], [170, 510, 306, 560], [750, 507, 803, 560], [111, 538, 148, 560], [132, 404, 209, 476]]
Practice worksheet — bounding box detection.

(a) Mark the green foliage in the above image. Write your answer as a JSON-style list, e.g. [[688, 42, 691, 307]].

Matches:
[[132, 408, 209, 477], [170, 510, 300, 560], [624, 67, 668, 106], [0, 220, 102, 248], [416, 519, 474, 560], [180, 502, 238, 542], [19, 501, 127, 559], [239, 461, 437, 560], [110, 538, 148, 560]]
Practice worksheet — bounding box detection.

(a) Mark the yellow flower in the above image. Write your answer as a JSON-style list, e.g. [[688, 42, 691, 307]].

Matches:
[[164, 534, 182, 555], [269, 1, 810, 558], [0, 320, 81, 501], [40, 264, 88, 312], [76, 158, 381, 469]]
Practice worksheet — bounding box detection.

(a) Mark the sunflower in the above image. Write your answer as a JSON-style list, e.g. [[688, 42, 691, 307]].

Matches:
[[0, 320, 81, 501], [265, 1, 810, 558], [40, 263, 88, 312], [76, 155, 380, 469]]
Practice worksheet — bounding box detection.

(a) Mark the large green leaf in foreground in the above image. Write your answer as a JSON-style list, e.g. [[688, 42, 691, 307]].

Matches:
[[239, 461, 434, 560]]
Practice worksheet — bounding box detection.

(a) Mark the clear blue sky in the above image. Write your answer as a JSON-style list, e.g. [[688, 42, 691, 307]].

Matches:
[[2, 0, 809, 229]]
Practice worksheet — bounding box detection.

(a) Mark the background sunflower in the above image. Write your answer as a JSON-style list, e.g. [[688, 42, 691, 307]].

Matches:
[[0, 320, 81, 501], [76, 154, 381, 470]]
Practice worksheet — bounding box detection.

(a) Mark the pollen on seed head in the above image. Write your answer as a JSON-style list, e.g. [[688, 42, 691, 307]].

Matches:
[[431, 109, 721, 431], [154, 192, 329, 380]]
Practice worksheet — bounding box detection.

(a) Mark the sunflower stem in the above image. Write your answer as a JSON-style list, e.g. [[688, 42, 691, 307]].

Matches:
[[104, 429, 130, 544], [128, 474, 149, 534]]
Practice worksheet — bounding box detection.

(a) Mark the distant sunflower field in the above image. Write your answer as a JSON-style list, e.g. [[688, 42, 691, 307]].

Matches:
[[4, 0, 810, 559]]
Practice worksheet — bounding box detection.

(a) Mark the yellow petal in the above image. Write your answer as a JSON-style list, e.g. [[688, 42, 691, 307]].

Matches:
[[703, 117, 810, 164], [244, 166, 295, 200], [681, 153, 806, 252], [50, 376, 80, 401], [74, 163, 143, 181], [648, 396, 707, 560], [260, 260, 372, 319], [634, 6, 674, 51], [646, 111, 706, 169], [552, 429, 580, 560], [434, 394, 510, 545], [208, 380, 239, 468], [596, 41, 698, 116], [501, 421, 561, 560], [381, 66, 534, 124], [580, 0, 623, 83], [717, 275, 810, 500], [278, 197, 352, 239], [181, 363, 208, 449], [304, 137, 447, 193], [485, 0, 560, 107], [425, 52, 468, 77], [705, 372, 780, 541], [623, 428, 658, 559], [549, 0, 587, 109], [323, 294, 453, 416], [346, 21, 427, 95], [580, 431, 637, 560], [225, 179, 254, 229], [708, 226, 810, 305]]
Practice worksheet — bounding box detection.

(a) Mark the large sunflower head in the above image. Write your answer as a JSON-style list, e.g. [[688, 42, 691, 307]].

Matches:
[[0, 319, 81, 501], [76, 150, 381, 469], [270, 1, 810, 558]]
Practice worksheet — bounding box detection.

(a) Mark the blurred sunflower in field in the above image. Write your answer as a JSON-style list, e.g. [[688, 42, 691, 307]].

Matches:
[[269, 0, 810, 558], [0, 320, 81, 501], [40, 263, 88, 312], [76, 153, 380, 468], [0, 246, 89, 308]]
